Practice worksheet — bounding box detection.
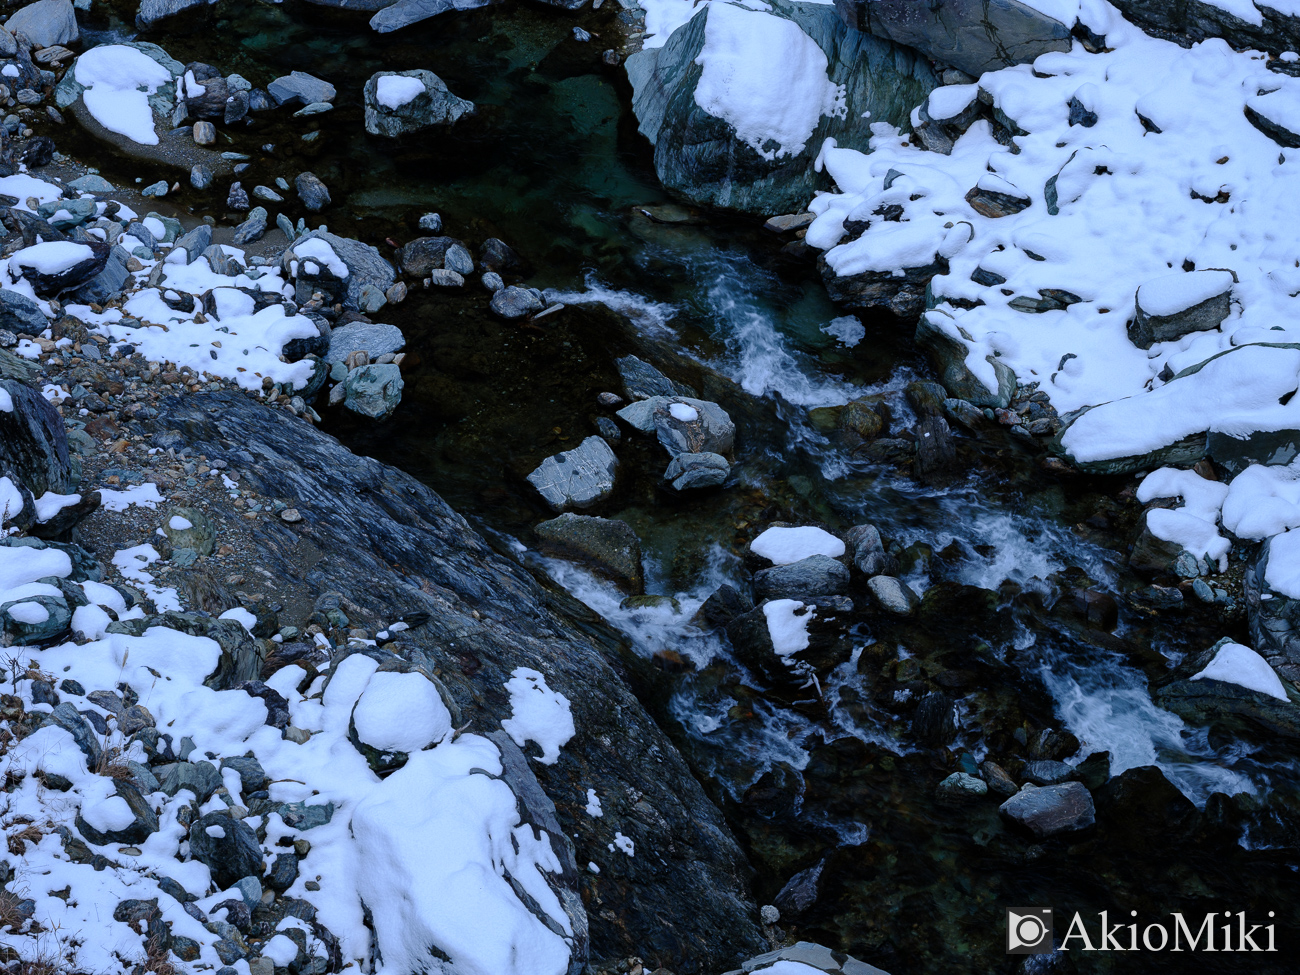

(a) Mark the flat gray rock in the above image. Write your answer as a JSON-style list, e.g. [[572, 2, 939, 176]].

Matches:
[[327, 322, 405, 364], [527, 436, 617, 511], [268, 71, 336, 107]]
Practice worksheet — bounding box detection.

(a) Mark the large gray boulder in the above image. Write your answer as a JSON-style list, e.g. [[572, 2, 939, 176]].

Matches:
[[626, 0, 936, 215], [833, 0, 1071, 78], [527, 437, 618, 511], [364, 69, 473, 137], [283, 231, 397, 310], [5, 0, 77, 49]]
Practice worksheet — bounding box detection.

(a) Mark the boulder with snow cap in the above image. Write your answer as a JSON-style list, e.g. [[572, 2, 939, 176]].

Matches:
[[1154, 638, 1300, 746], [348, 669, 453, 774], [10, 240, 111, 297], [283, 230, 396, 310], [914, 310, 1015, 409], [1106, 0, 1300, 59], [833, 0, 1071, 78], [626, 0, 936, 215], [75, 778, 159, 846], [726, 597, 854, 691], [1127, 269, 1234, 349], [739, 940, 891, 975], [616, 395, 735, 458], [364, 69, 473, 137]]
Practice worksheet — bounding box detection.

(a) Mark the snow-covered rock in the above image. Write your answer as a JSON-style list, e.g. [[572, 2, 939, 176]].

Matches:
[[626, 0, 936, 215], [364, 69, 473, 137]]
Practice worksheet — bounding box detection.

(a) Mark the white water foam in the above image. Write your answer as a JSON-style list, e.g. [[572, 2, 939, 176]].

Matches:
[[542, 276, 680, 339]]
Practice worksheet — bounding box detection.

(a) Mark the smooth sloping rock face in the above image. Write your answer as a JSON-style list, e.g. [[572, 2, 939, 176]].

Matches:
[[833, 0, 1071, 78], [999, 782, 1096, 836], [915, 311, 1015, 408], [5, 0, 78, 49], [616, 354, 695, 401], [364, 69, 473, 137], [535, 513, 644, 593], [527, 437, 618, 511], [0, 379, 75, 497], [146, 391, 766, 969], [626, 0, 936, 216]]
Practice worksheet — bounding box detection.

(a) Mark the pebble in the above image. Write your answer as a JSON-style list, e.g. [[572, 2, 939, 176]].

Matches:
[[227, 182, 250, 211], [193, 121, 216, 145], [428, 269, 464, 288], [418, 212, 442, 232], [253, 185, 284, 202], [481, 271, 504, 292], [280, 508, 302, 523], [142, 181, 168, 198]]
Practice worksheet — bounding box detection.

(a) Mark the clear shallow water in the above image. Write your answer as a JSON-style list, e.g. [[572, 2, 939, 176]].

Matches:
[[63, 2, 1300, 969]]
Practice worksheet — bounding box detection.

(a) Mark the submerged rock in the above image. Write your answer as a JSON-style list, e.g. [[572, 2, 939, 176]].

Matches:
[[663, 451, 729, 491], [626, 0, 936, 215], [363, 69, 473, 137], [268, 71, 335, 107], [535, 513, 644, 593]]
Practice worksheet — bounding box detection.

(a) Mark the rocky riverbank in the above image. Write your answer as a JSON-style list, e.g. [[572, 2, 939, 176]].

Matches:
[[3, 0, 1300, 972]]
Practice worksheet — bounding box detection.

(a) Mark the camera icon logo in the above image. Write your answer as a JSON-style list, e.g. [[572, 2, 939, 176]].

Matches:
[[1007, 907, 1054, 954]]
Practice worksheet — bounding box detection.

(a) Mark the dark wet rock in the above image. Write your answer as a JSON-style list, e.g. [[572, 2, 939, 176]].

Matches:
[[1075, 751, 1111, 791], [13, 240, 110, 298], [363, 69, 473, 137], [490, 285, 544, 319], [398, 236, 470, 276], [616, 354, 696, 401], [46, 702, 102, 765], [181, 63, 230, 120], [75, 779, 159, 845], [911, 691, 956, 746], [753, 555, 850, 601], [1000, 782, 1095, 837], [1095, 765, 1197, 847], [772, 860, 825, 919], [526, 437, 618, 511], [0, 290, 47, 334], [1128, 511, 1186, 576], [834, 0, 1071, 77], [478, 237, 520, 273], [626, 0, 936, 215], [915, 310, 1015, 408], [844, 524, 890, 577], [0, 378, 75, 497], [189, 812, 263, 889], [726, 597, 853, 689], [535, 513, 644, 594], [142, 390, 764, 970], [1155, 677, 1300, 746], [980, 760, 1019, 797], [157, 760, 223, 801], [295, 172, 331, 211]]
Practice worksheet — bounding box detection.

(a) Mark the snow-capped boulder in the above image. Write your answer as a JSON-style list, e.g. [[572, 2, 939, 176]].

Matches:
[[10, 241, 111, 298], [1127, 269, 1234, 349], [626, 0, 936, 215], [1107, 0, 1300, 57], [364, 69, 473, 137], [282, 231, 396, 310]]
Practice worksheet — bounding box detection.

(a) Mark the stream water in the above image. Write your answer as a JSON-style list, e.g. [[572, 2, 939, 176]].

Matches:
[[64, 2, 1300, 971]]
